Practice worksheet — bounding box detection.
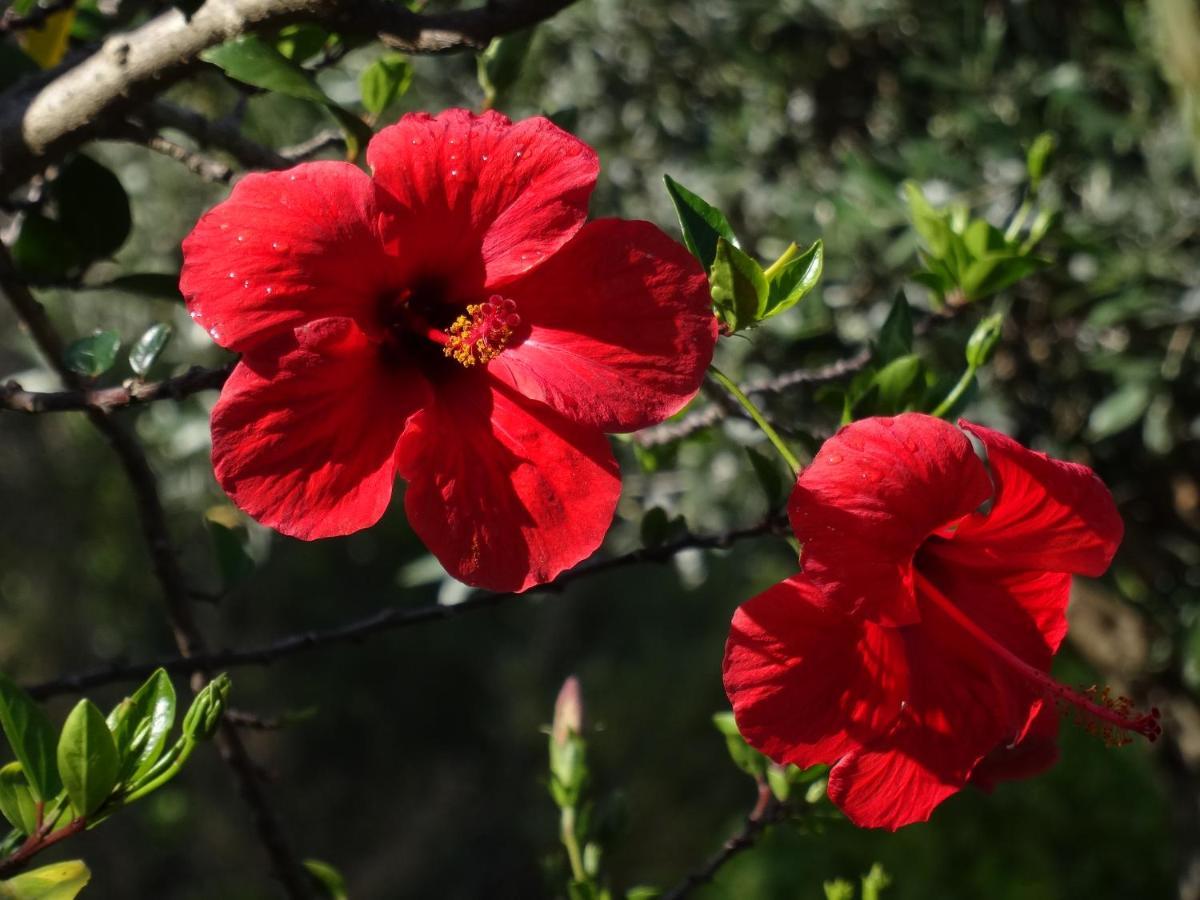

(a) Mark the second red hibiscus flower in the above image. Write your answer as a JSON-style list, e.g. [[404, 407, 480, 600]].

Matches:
[[180, 109, 717, 593], [723, 413, 1159, 830]]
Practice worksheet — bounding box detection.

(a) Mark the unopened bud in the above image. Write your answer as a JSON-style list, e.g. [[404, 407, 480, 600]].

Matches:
[[551, 676, 583, 747], [183, 674, 230, 741]]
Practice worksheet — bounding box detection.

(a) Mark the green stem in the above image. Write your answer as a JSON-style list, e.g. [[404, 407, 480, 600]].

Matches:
[[1004, 198, 1032, 244], [560, 806, 586, 884], [930, 365, 977, 419], [709, 366, 801, 476]]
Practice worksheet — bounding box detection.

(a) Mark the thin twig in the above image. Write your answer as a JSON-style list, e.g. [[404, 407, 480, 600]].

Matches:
[[0, 249, 314, 899], [280, 129, 345, 162], [129, 127, 235, 183], [28, 515, 788, 699], [1, 362, 234, 414], [660, 785, 786, 900]]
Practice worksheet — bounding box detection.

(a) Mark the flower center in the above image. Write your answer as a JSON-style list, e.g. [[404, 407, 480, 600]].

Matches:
[[443, 296, 520, 367], [915, 571, 1161, 747], [379, 286, 520, 370]]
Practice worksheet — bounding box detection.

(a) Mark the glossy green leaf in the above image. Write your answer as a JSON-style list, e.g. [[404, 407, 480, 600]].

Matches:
[[0, 861, 91, 900], [57, 699, 119, 817], [128, 324, 172, 378], [360, 53, 413, 116], [63, 331, 120, 378], [11, 214, 82, 281], [0, 763, 38, 834], [711, 712, 766, 779], [766, 763, 791, 802], [477, 28, 535, 107], [763, 240, 823, 318], [710, 238, 767, 332], [107, 669, 176, 785], [964, 312, 1004, 368], [962, 219, 1007, 258], [960, 254, 1047, 301], [1026, 132, 1056, 189], [303, 860, 347, 900], [51, 154, 132, 261], [662, 175, 737, 271], [854, 355, 925, 417], [0, 672, 61, 802], [274, 24, 329, 62], [875, 292, 913, 362], [202, 35, 371, 160]]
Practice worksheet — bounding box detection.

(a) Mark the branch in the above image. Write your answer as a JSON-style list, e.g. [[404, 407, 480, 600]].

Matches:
[[0, 0, 581, 192], [28, 515, 788, 699], [119, 124, 236, 184], [660, 785, 786, 900], [636, 348, 871, 448], [0, 247, 315, 900], [1, 363, 234, 413]]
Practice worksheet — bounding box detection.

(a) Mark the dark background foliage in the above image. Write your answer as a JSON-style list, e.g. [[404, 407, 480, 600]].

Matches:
[[1, 0, 1197, 897]]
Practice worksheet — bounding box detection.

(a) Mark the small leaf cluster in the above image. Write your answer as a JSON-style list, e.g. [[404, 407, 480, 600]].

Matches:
[[0, 670, 230, 887], [904, 133, 1058, 306], [664, 176, 823, 333], [711, 713, 828, 807]]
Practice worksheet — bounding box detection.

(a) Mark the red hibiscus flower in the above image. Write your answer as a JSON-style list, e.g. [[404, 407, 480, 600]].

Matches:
[[180, 109, 717, 592], [723, 413, 1159, 830]]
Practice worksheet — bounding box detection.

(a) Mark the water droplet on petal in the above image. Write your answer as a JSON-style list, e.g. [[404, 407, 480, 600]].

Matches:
[[450, 169, 459, 177], [514, 150, 524, 159], [265, 286, 274, 296], [219, 223, 229, 231], [480, 154, 489, 161], [236, 234, 246, 242], [242, 280, 250, 289], [271, 241, 288, 252], [826, 453, 843, 465], [227, 272, 236, 279]]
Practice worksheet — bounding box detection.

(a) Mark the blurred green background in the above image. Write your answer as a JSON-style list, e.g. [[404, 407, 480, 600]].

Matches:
[[2, 0, 1199, 897]]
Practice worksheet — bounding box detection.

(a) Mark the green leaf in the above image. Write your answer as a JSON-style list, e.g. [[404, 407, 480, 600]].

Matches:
[[964, 313, 1004, 368], [57, 699, 119, 818], [63, 331, 120, 378], [962, 219, 1007, 259], [823, 879, 855, 900], [854, 355, 925, 417], [710, 238, 767, 332], [903, 181, 952, 259], [274, 25, 329, 62], [51, 154, 132, 261], [477, 28, 535, 107], [128, 324, 173, 378], [861, 864, 892, 900], [0, 763, 38, 834], [202, 35, 372, 160], [711, 713, 766, 779], [625, 888, 661, 900], [662, 175, 737, 271], [875, 292, 913, 362], [107, 669, 176, 785], [0, 672, 61, 802], [765, 764, 790, 803], [1026, 132, 1056, 190], [303, 860, 347, 900], [960, 254, 1047, 301], [762, 240, 823, 319], [360, 53, 413, 116], [745, 447, 786, 509], [1086, 381, 1153, 440], [11, 214, 83, 281], [0, 861, 91, 900]]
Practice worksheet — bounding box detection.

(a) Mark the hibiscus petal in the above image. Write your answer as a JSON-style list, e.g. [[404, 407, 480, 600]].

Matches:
[[395, 373, 620, 592], [945, 421, 1124, 577], [489, 219, 717, 432], [211, 318, 428, 539], [788, 414, 993, 626], [827, 589, 1014, 830], [366, 110, 598, 294], [724, 577, 908, 770], [968, 700, 1060, 794], [181, 162, 394, 353], [918, 549, 1073, 662]]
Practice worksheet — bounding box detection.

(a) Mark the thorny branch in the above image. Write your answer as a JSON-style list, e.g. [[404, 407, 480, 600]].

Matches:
[[0, 247, 315, 899], [28, 515, 789, 699]]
